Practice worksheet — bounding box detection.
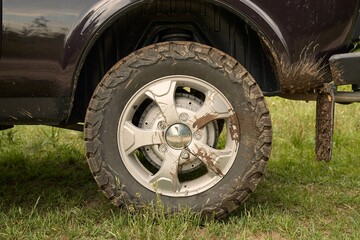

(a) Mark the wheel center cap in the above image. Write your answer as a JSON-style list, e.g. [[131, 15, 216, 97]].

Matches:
[[165, 124, 192, 149]]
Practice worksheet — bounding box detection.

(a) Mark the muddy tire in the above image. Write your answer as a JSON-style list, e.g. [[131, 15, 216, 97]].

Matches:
[[84, 42, 272, 218]]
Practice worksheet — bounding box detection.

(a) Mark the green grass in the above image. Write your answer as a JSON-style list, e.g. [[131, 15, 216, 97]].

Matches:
[[352, 43, 360, 52], [0, 98, 360, 239]]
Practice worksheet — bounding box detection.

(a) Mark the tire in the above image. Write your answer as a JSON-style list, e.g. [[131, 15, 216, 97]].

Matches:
[[84, 41, 272, 218]]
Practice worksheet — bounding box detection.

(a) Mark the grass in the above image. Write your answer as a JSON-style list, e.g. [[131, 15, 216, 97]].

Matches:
[[352, 43, 360, 52], [0, 98, 359, 239]]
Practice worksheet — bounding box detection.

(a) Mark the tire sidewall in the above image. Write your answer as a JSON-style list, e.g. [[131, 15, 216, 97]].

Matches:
[[92, 43, 262, 211]]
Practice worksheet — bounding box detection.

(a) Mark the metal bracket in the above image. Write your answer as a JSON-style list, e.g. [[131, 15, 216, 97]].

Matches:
[[315, 83, 335, 162]]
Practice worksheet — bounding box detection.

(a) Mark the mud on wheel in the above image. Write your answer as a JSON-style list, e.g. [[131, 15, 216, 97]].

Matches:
[[84, 41, 272, 219]]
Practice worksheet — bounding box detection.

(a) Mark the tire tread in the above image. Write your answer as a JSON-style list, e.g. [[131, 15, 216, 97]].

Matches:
[[84, 41, 272, 219]]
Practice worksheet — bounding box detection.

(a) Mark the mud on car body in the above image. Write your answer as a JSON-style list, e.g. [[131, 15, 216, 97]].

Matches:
[[1, 0, 360, 218]]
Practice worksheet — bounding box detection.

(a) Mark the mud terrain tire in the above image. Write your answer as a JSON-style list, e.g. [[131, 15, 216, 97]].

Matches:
[[84, 41, 272, 218]]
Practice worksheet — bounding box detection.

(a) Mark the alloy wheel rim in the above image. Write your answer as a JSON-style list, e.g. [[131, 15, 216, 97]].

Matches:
[[117, 75, 239, 197]]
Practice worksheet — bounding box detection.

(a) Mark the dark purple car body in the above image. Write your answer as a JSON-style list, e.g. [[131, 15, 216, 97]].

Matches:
[[1, 0, 359, 125], [1, 0, 360, 217]]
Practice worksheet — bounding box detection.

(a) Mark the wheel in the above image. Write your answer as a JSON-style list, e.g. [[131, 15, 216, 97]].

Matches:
[[84, 42, 272, 218]]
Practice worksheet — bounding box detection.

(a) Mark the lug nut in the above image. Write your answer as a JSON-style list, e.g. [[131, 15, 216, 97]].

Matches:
[[159, 144, 168, 153], [179, 113, 189, 122], [193, 131, 203, 140], [157, 121, 167, 130], [180, 150, 190, 159]]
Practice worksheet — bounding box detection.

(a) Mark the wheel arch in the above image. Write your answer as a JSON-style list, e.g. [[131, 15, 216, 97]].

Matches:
[[66, 0, 283, 124]]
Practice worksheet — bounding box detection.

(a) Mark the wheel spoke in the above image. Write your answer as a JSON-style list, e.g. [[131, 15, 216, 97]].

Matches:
[[145, 80, 179, 124], [121, 121, 164, 155], [189, 142, 232, 177], [149, 149, 181, 193], [192, 90, 233, 129]]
